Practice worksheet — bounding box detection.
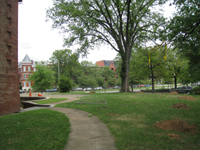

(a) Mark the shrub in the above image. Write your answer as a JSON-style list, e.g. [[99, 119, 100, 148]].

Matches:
[[192, 86, 200, 94], [58, 76, 72, 92]]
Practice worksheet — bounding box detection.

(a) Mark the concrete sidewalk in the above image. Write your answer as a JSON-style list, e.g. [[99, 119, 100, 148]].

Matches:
[[50, 107, 116, 150]]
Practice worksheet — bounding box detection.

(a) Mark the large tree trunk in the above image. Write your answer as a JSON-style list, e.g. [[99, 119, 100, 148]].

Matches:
[[120, 52, 130, 92], [174, 76, 177, 89]]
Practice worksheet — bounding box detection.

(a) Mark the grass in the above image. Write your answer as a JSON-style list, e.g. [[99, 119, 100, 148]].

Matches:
[[56, 93, 200, 150], [0, 109, 70, 150], [34, 98, 67, 104]]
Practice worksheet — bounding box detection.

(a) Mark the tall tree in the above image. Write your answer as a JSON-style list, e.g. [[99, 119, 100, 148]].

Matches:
[[28, 63, 55, 92], [162, 0, 200, 80], [50, 49, 82, 84], [46, 0, 166, 92]]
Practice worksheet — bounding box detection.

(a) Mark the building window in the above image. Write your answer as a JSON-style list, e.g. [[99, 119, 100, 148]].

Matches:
[[24, 81, 26, 87], [28, 66, 31, 71], [24, 74, 26, 79], [29, 82, 31, 87], [19, 69, 21, 72], [23, 66, 26, 72], [34, 68, 36, 71], [29, 74, 31, 78]]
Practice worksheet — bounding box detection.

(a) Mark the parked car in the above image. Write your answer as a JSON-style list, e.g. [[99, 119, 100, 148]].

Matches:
[[74, 87, 83, 91], [19, 90, 24, 94], [83, 87, 92, 91], [144, 84, 150, 87], [132, 85, 137, 88], [113, 86, 120, 89], [137, 84, 145, 87], [94, 87, 102, 90], [170, 86, 193, 94], [46, 89, 56, 92]]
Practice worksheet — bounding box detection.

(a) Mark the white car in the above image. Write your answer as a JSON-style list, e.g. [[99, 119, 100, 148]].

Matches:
[[94, 87, 102, 90], [75, 88, 83, 91]]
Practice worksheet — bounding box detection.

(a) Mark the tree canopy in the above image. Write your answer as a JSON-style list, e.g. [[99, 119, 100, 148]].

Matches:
[[46, 0, 166, 92], [28, 63, 55, 92], [162, 0, 200, 81]]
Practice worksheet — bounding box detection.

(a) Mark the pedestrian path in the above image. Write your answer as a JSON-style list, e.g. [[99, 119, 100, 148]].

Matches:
[[50, 107, 116, 150]]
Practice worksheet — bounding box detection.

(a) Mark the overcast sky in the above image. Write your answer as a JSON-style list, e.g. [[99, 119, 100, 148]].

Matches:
[[18, 0, 175, 63]]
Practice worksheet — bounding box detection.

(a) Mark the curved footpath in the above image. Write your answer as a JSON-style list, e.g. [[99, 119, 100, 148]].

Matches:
[[20, 94, 116, 150], [50, 107, 116, 150]]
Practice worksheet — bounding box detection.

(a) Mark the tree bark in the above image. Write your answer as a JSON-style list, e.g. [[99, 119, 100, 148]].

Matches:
[[120, 53, 130, 92], [174, 76, 177, 89]]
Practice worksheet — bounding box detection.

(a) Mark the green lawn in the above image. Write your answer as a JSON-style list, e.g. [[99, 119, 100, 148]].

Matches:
[[56, 93, 200, 150], [34, 98, 67, 104], [0, 109, 70, 150]]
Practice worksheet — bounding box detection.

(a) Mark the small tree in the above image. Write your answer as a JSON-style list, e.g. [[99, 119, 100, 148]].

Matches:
[[28, 63, 55, 93], [58, 76, 72, 93]]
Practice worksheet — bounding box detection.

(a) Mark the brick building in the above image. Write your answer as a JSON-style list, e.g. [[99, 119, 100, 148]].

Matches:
[[0, 0, 22, 116], [18, 54, 48, 91], [96, 60, 117, 72]]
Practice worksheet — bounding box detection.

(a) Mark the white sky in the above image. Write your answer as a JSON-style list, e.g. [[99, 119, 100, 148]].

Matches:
[[18, 0, 175, 63]]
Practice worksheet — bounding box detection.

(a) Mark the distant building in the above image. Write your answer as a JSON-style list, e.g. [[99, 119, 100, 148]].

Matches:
[[18, 54, 48, 91], [96, 60, 117, 72]]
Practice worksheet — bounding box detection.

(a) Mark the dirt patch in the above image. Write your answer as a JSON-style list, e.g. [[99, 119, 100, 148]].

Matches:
[[167, 134, 180, 139], [180, 96, 195, 100], [172, 103, 191, 109], [169, 91, 179, 94], [140, 92, 144, 93], [155, 119, 198, 133], [89, 91, 96, 93]]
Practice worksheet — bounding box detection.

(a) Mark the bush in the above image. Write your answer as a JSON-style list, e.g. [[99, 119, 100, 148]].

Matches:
[[58, 76, 72, 93], [192, 86, 200, 94]]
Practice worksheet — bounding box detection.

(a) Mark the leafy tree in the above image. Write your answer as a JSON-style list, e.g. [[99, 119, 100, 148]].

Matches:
[[162, 0, 200, 81], [28, 63, 55, 92], [78, 75, 97, 89], [130, 46, 168, 93], [58, 76, 72, 92], [165, 49, 190, 88], [46, 0, 166, 92], [50, 49, 82, 84]]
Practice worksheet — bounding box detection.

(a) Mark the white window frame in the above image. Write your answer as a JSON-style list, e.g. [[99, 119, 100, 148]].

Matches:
[[23, 66, 26, 72], [24, 81, 26, 87], [24, 74, 26, 79], [28, 66, 31, 71]]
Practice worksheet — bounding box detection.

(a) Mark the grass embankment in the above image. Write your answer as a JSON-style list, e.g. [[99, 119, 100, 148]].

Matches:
[[56, 93, 200, 150], [0, 109, 70, 150], [35, 98, 67, 104]]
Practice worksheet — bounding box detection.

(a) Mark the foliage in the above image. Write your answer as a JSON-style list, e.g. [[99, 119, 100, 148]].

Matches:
[[46, 0, 167, 92], [58, 76, 72, 92], [162, 0, 200, 81], [49, 49, 82, 85], [192, 86, 200, 94], [78, 74, 97, 89], [28, 63, 55, 92]]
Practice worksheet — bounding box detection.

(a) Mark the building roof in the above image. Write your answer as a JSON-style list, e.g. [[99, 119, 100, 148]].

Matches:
[[22, 54, 32, 63], [103, 60, 116, 68]]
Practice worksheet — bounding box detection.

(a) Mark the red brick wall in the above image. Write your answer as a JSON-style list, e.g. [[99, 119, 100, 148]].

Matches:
[[96, 60, 105, 67], [0, 0, 20, 116]]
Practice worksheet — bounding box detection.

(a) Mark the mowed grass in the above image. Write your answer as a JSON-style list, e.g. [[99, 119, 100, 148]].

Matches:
[[0, 109, 70, 150], [34, 98, 67, 104], [56, 93, 200, 150]]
